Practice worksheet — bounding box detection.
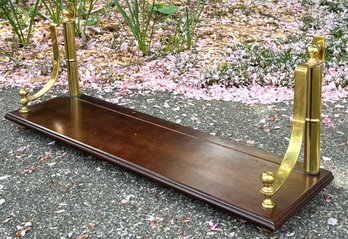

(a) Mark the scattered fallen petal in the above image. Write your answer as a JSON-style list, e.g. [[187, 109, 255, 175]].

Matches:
[[24, 221, 32, 227], [0, 175, 9, 181], [181, 216, 190, 225], [286, 231, 295, 237], [87, 223, 96, 229], [47, 141, 56, 146], [323, 156, 331, 161], [328, 217, 338, 225], [43, 151, 52, 160], [0, 185, 4, 190], [16, 146, 31, 156], [147, 187, 156, 193], [147, 216, 163, 229], [229, 232, 236, 237], [15, 227, 30, 238], [335, 104, 345, 108], [150, 218, 158, 229], [78, 234, 89, 239], [0, 199, 5, 205], [55, 209, 65, 214], [207, 221, 222, 231], [3, 217, 12, 223], [324, 194, 333, 203], [259, 118, 266, 124], [120, 194, 135, 205], [323, 117, 335, 128], [24, 165, 37, 174]]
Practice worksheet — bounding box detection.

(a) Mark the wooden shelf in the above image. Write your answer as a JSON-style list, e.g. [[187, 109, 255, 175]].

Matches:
[[5, 95, 333, 231]]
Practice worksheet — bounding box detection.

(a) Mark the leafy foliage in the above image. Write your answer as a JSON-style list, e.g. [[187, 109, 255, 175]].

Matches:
[[41, 0, 63, 24], [113, 0, 157, 55], [0, 0, 40, 47], [184, 0, 205, 49]]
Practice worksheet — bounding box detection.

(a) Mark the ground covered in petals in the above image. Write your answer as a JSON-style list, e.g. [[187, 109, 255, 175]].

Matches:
[[1, 0, 348, 104]]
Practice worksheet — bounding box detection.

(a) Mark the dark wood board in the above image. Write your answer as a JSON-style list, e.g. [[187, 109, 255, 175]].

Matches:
[[5, 95, 334, 231]]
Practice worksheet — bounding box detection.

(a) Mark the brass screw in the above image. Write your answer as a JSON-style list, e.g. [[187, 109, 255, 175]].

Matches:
[[260, 171, 276, 209], [19, 88, 29, 113]]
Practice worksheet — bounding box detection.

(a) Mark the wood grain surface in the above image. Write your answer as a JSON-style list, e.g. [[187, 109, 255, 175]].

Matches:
[[5, 95, 334, 231]]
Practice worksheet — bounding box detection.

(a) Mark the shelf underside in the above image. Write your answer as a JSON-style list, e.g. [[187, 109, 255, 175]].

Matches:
[[5, 95, 334, 231]]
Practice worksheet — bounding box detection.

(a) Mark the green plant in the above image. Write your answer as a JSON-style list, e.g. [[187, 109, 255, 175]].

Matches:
[[0, 50, 19, 66], [183, 0, 205, 48], [40, 0, 99, 39], [320, 0, 342, 13], [113, 0, 156, 55], [153, 3, 178, 15], [159, 1, 205, 53], [0, 0, 40, 47], [75, 0, 99, 37], [41, 0, 63, 24], [160, 20, 185, 53]]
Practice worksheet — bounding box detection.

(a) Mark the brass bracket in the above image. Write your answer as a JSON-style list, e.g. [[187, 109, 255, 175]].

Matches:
[[260, 36, 325, 209], [19, 23, 60, 113], [19, 4, 80, 113]]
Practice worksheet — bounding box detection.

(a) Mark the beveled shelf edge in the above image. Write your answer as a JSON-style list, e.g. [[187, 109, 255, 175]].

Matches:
[[272, 170, 333, 229], [4, 95, 334, 231]]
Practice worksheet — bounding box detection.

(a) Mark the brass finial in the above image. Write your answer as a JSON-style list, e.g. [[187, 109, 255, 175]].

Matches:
[[260, 171, 276, 209], [307, 44, 320, 64], [19, 88, 29, 113], [63, 2, 76, 21]]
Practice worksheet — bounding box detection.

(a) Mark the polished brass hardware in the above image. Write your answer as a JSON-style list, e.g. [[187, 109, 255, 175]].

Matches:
[[260, 171, 276, 209], [63, 2, 80, 97], [19, 4, 80, 112], [260, 36, 325, 209], [19, 23, 60, 113], [304, 37, 325, 175], [15, 9, 325, 210]]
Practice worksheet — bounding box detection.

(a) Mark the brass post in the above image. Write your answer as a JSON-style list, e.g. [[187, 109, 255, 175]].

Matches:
[[304, 37, 325, 175], [62, 3, 80, 97]]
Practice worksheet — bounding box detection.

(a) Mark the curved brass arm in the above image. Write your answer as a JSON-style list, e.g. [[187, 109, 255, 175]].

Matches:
[[260, 37, 325, 209], [260, 65, 308, 209], [19, 23, 60, 113]]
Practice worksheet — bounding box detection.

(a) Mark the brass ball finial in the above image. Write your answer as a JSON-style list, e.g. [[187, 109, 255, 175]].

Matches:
[[261, 171, 275, 186], [63, 2, 75, 21], [19, 88, 28, 98], [19, 88, 30, 113], [260, 171, 276, 209], [307, 44, 320, 63]]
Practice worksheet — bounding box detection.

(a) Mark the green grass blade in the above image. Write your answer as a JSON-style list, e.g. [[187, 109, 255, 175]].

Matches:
[[0, 4, 21, 38], [114, 0, 139, 40], [26, 0, 41, 44], [9, 0, 25, 44]]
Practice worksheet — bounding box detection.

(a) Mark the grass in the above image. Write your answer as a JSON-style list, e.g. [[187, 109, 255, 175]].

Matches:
[[0, 0, 40, 47]]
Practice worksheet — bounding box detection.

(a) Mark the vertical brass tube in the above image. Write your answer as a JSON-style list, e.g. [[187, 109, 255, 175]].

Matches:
[[63, 18, 80, 97], [304, 64, 323, 175]]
